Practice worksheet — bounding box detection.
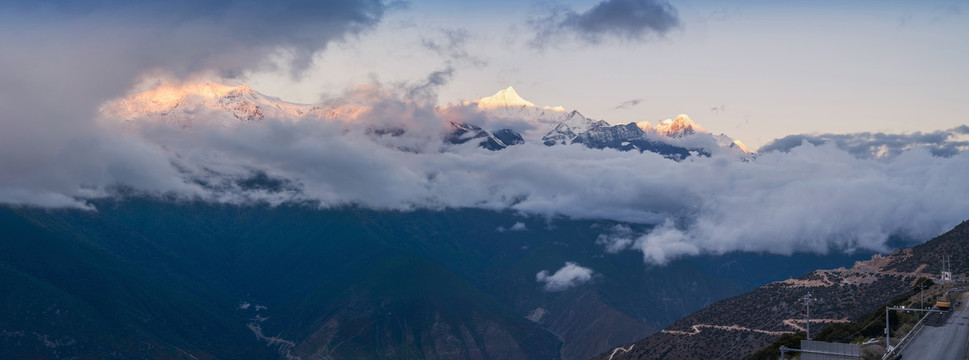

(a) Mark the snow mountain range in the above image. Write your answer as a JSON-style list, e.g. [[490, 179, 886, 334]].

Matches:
[[103, 82, 751, 160]]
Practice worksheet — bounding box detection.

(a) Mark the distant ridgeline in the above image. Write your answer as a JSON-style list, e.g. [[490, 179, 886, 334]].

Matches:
[[0, 199, 872, 360], [596, 220, 969, 360], [102, 82, 753, 160]]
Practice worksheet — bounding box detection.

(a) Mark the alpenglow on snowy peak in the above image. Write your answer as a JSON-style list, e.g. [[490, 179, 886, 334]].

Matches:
[[476, 86, 535, 108], [539, 111, 751, 160], [466, 86, 567, 112], [101, 82, 317, 126], [657, 114, 708, 136], [102, 81, 750, 159], [460, 87, 750, 159]]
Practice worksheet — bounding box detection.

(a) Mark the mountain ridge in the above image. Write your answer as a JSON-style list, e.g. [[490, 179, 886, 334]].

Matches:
[[103, 82, 751, 159], [595, 219, 969, 360]]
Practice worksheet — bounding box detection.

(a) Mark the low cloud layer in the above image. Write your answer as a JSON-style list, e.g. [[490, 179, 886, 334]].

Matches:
[[3, 80, 968, 264], [529, 0, 680, 48], [759, 127, 969, 158], [536, 262, 594, 291]]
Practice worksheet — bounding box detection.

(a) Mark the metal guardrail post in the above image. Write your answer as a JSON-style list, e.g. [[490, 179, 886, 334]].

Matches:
[[882, 306, 946, 360]]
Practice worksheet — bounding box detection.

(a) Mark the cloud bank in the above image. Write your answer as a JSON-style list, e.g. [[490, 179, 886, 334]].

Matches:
[[537, 262, 594, 291], [3, 77, 969, 264], [111, 89, 969, 264], [759, 126, 969, 158]]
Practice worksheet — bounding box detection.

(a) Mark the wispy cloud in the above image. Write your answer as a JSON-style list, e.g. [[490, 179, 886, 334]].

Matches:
[[615, 98, 644, 110]]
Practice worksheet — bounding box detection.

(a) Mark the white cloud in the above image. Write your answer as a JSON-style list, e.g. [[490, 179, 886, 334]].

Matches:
[[536, 262, 594, 291], [2, 66, 969, 265], [596, 224, 635, 253], [595, 221, 699, 265], [632, 219, 699, 265]]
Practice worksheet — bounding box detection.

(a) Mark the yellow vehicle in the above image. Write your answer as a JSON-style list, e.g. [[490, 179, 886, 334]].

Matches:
[[937, 294, 951, 310]]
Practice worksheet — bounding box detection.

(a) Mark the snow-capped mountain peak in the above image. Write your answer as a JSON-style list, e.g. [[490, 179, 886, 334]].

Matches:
[[656, 114, 708, 136], [542, 111, 602, 146], [103, 82, 750, 159], [732, 140, 750, 153], [466, 87, 567, 112], [476, 86, 535, 108], [635, 121, 653, 132], [541, 112, 753, 160]]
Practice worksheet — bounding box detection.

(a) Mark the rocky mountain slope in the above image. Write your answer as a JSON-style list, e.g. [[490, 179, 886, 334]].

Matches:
[[596, 220, 969, 360]]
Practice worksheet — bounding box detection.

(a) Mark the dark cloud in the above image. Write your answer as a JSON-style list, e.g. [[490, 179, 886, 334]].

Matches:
[[758, 126, 969, 158], [4, 0, 388, 77], [615, 98, 644, 110], [529, 0, 680, 48]]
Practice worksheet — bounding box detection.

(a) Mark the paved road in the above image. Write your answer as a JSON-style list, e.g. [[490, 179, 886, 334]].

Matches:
[[899, 291, 969, 360]]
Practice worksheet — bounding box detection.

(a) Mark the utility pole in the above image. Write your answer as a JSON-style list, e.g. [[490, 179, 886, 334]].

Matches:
[[800, 293, 817, 340], [885, 307, 891, 352], [884, 307, 943, 356], [941, 255, 952, 282]]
